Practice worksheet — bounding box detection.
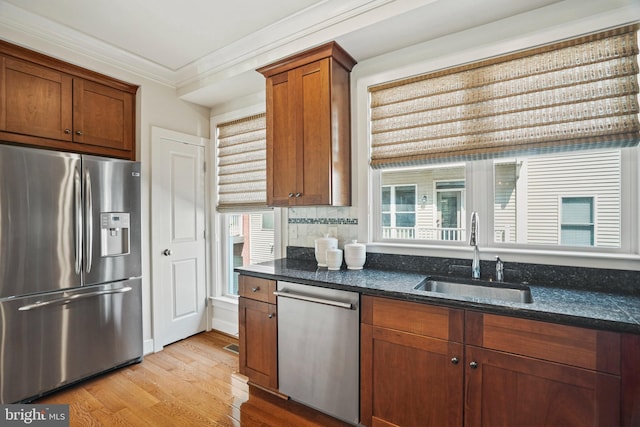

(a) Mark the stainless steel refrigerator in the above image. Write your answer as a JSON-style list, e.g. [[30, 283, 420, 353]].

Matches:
[[0, 144, 143, 403]]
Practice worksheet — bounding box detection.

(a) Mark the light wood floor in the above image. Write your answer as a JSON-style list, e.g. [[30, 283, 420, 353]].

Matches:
[[37, 331, 351, 426]]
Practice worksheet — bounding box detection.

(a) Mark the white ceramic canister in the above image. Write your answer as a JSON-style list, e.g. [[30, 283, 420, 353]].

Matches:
[[326, 248, 343, 271], [344, 240, 366, 270], [314, 234, 338, 267]]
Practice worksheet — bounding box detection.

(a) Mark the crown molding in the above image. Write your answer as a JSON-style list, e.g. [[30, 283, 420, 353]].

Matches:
[[0, 1, 176, 86]]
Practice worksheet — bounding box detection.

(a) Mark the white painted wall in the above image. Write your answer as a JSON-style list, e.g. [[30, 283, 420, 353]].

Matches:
[[0, 29, 211, 353]]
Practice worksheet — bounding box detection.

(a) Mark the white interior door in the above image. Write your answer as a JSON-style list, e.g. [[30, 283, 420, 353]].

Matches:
[[151, 127, 207, 350]]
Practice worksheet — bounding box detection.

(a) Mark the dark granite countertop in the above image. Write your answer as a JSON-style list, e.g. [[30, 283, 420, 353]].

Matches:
[[237, 258, 640, 335]]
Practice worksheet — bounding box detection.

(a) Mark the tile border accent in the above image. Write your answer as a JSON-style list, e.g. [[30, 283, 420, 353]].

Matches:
[[288, 217, 358, 225]]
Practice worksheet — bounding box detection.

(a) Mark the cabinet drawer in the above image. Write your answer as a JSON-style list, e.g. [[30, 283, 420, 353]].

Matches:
[[239, 275, 276, 304], [466, 311, 621, 374], [362, 296, 463, 342]]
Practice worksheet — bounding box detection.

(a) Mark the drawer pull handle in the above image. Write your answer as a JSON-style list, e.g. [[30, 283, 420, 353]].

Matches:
[[451, 357, 459, 365], [251, 287, 260, 292], [469, 361, 478, 369]]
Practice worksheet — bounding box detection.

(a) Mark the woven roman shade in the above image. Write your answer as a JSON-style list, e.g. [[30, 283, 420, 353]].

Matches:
[[370, 25, 640, 169], [217, 113, 267, 211]]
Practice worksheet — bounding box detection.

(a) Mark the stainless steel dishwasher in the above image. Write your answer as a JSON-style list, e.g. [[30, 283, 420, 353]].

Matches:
[[275, 281, 359, 425]]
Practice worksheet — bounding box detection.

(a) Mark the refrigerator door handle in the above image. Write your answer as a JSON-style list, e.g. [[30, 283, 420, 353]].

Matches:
[[17, 286, 133, 311], [84, 168, 93, 273], [74, 167, 83, 275]]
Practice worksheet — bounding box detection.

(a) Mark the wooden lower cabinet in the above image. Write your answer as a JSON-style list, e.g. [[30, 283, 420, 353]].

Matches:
[[465, 346, 620, 426], [361, 296, 625, 427], [238, 276, 278, 391], [360, 296, 464, 427]]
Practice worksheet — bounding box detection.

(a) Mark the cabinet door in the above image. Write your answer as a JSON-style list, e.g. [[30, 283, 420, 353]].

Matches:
[[238, 297, 278, 390], [361, 323, 463, 427], [1, 56, 73, 141], [266, 71, 297, 206], [465, 346, 620, 427], [296, 58, 331, 205], [73, 79, 134, 152]]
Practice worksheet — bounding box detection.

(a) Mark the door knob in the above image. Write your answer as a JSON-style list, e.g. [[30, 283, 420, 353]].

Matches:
[[163, 249, 172, 256]]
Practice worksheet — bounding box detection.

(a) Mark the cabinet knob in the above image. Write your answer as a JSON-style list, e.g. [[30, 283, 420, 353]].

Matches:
[[75, 130, 83, 136], [268, 313, 275, 319], [451, 357, 459, 365], [64, 129, 72, 134], [469, 361, 478, 369], [295, 192, 302, 198], [162, 249, 172, 256], [288, 193, 294, 198], [251, 287, 260, 292]]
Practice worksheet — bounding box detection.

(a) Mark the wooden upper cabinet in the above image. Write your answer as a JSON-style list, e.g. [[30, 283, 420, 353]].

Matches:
[[1, 56, 73, 141], [0, 41, 138, 160], [73, 79, 134, 152], [258, 42, 356, 207]]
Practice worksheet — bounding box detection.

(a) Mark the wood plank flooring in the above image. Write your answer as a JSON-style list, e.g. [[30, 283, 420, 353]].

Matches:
[[37, 331, 351, 427]]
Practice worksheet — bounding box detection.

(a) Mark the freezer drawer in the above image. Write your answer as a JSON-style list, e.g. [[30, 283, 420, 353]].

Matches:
[[0, 278, 143, 403]]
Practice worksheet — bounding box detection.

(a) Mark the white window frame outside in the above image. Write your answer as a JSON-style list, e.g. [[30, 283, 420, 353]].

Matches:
[[558, 195, 597, 247], [381, 184, 417, 240]]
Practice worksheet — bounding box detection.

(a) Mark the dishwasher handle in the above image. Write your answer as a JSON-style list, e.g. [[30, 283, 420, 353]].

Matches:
[[273, 290, 353, 310]]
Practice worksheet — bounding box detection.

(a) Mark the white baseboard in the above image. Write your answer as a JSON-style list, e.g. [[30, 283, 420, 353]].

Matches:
[[209, 296, 239, 337], [143, 338, 155, 355], [211, 318, 239, 337]]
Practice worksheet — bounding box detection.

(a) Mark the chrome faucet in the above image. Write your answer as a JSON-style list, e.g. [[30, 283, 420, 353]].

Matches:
[[469, 211, 480, 279]]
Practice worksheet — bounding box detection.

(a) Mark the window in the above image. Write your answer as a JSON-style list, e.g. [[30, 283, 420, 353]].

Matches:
[[560, 197, 595, 247], [368, 26, 638, 256], [215, 113, 277, 298], [223, 212, 275, 296], [382, 184, 416, 239]]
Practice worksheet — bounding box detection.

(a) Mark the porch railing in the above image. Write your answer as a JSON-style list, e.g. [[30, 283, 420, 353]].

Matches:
[[382, 227, 466, 241]]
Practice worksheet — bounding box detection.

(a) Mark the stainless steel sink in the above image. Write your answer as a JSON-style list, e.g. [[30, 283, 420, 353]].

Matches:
[[414, 276, 533, 303]]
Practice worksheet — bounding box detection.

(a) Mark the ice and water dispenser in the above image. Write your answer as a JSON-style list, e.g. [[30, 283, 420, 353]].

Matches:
[[100, 213, 131, 256]]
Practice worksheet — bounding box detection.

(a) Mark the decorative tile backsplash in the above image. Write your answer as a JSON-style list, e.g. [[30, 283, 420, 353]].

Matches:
[[287, 206, 359, 248]]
